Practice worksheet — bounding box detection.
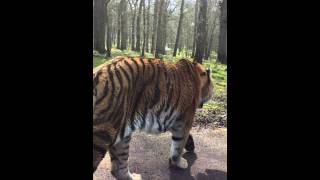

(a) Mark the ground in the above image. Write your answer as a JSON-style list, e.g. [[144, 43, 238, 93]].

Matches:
[[93, 127, 227, 180]]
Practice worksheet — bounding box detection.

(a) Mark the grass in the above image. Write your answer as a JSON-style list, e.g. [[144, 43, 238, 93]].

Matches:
[[93, 48, 227, 110]]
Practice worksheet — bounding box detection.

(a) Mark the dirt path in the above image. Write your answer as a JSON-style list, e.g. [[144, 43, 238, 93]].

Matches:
[[94, 127, 227, 180]]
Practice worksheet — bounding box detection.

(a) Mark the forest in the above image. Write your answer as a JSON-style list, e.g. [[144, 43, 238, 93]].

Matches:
[[93, 0, 227, 64]]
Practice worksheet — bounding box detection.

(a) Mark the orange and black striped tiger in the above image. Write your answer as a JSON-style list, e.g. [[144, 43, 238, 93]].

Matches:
[[93, 56, 214, 180]]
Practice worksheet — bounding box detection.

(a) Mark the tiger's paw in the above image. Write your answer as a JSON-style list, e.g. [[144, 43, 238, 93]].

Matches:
[[129, 173, 142, 180], [169, 157, 188, 170], [131, 173, 142, 180]]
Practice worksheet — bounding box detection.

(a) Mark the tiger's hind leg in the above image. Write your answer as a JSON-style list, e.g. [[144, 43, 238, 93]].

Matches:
[[184, 134, 195, 152], [169, 124, 192, 170], [109, 136, 141, 180], [93, 142, 108, 173]]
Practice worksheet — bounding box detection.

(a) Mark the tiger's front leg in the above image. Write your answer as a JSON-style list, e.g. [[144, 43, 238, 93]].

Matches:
[[109, 136, 141, 180]]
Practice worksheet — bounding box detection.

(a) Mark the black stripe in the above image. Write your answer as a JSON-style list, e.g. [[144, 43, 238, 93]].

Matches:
[[124, 60, 134, 81], [95, 80, 108, 105], [98, 65, 115, 111], [94, 131, 112, 142], [165, 72, 181, 124], [93, 70, 102, 88], [130, 117, 136, 132], [131, 58, 140, 80], [117, 152, 128, 157], [118, 166, 127, 171], [147, 59, 156, 83], [120, 120, 127, 140], [119, 66, 131, 88], [93, 144, 107, 154], [149, 65, 161, 108], [139, 58, 145, 77], [123, 136, 131, 143], [156, 116, 162, 132], [110, 156, 118, 162], [108, 67, 124, 126], [172, 136, 184, 141], [140, 107, 147, 130]]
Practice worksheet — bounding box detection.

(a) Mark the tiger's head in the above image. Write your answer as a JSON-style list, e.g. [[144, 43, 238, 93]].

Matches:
[[194, 62, 214, 108]]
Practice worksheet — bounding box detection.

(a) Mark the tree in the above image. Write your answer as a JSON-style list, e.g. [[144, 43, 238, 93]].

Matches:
[[204, 5, 218, 60], [194, 0, 208, 64], [135, 0, 144, 51], [128, 0, 139, 51], [116, 1, 121, 49], [155, 0, 165, 58], [93, 0, 107, 54], [141, 0, 146, 56], [145, 0, 151, 52], [151, 0, 159, 54], [217, 0, 227, 64], [120, 0, 128, 50], [191, 0, 199, 58], [173, 0, 185, 57], [105, 0, 112, 57]]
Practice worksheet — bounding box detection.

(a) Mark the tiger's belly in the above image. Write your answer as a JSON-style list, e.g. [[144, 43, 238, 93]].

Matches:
[[113, 110, 179, 146]]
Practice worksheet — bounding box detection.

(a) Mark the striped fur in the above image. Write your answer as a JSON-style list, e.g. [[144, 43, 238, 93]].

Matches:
[[93, 56, 214, 179]]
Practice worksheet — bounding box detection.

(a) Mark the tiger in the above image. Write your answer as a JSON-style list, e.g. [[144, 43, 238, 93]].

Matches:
[[93, 56, 214, 180]]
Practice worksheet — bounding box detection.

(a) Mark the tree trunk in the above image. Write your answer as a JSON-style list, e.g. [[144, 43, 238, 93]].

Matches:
[[116, 2, 121, 49], [204, 13, 218, 60], [141, 0, 146, 56], [155, 0, 165, 58], [145, 0, 151, 53], [173, 0, 185, 57], [105, 0, 112, 57], [191, 0, 199, 58], [217, 0, 227, 64], [129, 0, 138, 51], [151, 0, 159, 54], [120, 0, 128, 50], [93, 0, 106, 54], [194, 0, 208, 64], [136, 0, 143, 51]]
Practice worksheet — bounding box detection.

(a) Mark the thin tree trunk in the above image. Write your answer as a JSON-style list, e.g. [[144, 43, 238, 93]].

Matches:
[[136, 0, 143, 51], [194, 0, 208, 64], [120, 0, 128, 50], [105, 0, 112, 57], [204, 13, 218, 59], [129, 0, 138, 51], [217, 0, 227, 64], [173, 0, 185, 57], [151, 0, 159, 54], [191, 0, 199, 58], [155, 0, 165, 58], [141, 0, 146, 56], [145, 0, 151, 53], [93, 0, 107, 54], [116, 2, 121, 49]]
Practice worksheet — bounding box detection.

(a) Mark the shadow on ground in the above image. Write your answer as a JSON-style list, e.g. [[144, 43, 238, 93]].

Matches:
[[167, 152, 227, 180]]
